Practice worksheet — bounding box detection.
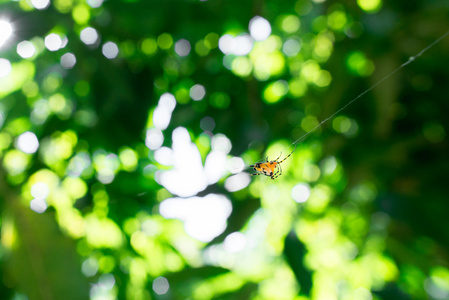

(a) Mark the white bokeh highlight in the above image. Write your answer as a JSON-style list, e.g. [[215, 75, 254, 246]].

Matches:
[[31, 0, 50, 10], [158, 127, 207, 197], [283, 39, 301, 57], [227, 156, 245, 174], [16, 132, 39, 154], [80, 27, 99, 45], [31, 182, 50, 199], [153, 93, 177, 130], [249, 16, 272, 41], [154, 147, 173, 166], [45, 33, 62, 51], [223, 232, 247, 253], [174, 39, 191, 57], [0, 20, 13, 48], [145, 128, 164, 150], [30, 198, 48, 213], [61, 53, 76, 69], [190, 84, 206, 101], [291, 183, 311, 203], [159, 194, 232, 242], [218, 34, 254, 56], [224, 173, 251, 192], [17, 41, 36, 58], [87, 0, 104, 8], [102, 41, 119, 59], [0, 58, 12, 78], [152, 277, 169, 295]]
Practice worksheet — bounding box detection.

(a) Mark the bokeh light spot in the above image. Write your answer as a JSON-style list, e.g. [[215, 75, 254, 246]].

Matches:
[[195, 39, 210, 56], [102, 41, 119, 59], [357, 0, 382, 12], [210, 92, 230, 109], [159, 194, 232, 242], [333, 116, 358, 137], [158, 127, 209, 196], [283, 39, 301, 56], [31, 99, 49, 124], [141, 38, 157, 55], [119, 148, 138, 172], [204, 150, 227, 185], [45, 34, 62, 51], [190, 84, 206, 101], [249, 16, 272, 41], [31, 0, 50, 10], [61, 53, 77, 69], [303, 163, 321, 182], [218, 34, 233, 55], [175, 39, 191, 57], [205, 32, 219, 49], [152, 277, 169, 295], [87, 0, 104, 8], [281, 15, 300, 33], [291, 183, 311, 203], [250, 38, 286, 80], [263, 80, 289, 103], [0, 20, 13, 48], [63, 177, 88, 199], [231, 56, 252, 77], [224, 173, 251, 192], [219, 34, 254, 56], [227, 156, 244, 174], [211, 134, 232, 154], [30, 198, 48, 213], [350, 182, 377, 203], [157, 33, 173, 50], [200, 116, 215, 132], [80, 27, 99, 45], [72, 4, 90, 25], [3, 150, 30, 175], [347, 51, 375, 76], [82, 257, 99, 277], [31, 182, 50, 199], [145, 128, 164, 150], [17, 41, 36, 58], [0, 59, 12, 78], [159, 92, 176, 109], [328, 10, 348, 30], [314, 70, 332, 87], [16, 131, 39, 154], [154, 147, 173, 166], [233, 34, 254, 56], [224, 232, 247, 253], [288, 78, 308, 97], [153, 93, 177, 130], [301, 60, 321, 82]]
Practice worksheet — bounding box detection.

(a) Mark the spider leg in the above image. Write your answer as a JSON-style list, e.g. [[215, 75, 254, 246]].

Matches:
[[271, 163, 282, 179], [275, 152, 282, 162], [278, 144, 297, 164], [251, 173, 263, 176]]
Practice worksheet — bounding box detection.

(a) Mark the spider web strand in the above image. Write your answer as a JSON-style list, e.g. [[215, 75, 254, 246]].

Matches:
[[289, 29, 449, 148]]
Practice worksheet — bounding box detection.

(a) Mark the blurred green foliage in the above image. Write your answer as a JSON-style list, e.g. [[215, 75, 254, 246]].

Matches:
[[1, 0, 449, 299]]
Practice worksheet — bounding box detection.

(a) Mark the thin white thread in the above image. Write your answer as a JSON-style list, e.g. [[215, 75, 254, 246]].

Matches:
[[285, 29, 449, 151]]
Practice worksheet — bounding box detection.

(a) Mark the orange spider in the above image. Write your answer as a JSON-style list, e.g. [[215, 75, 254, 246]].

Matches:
[[250, 145, 296, 180]]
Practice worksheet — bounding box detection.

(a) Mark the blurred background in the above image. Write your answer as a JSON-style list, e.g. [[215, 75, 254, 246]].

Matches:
[[1, 0, 449, 299]]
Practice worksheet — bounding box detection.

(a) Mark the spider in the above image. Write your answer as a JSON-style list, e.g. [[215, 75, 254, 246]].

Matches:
[[249, 145, 296, 180]]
